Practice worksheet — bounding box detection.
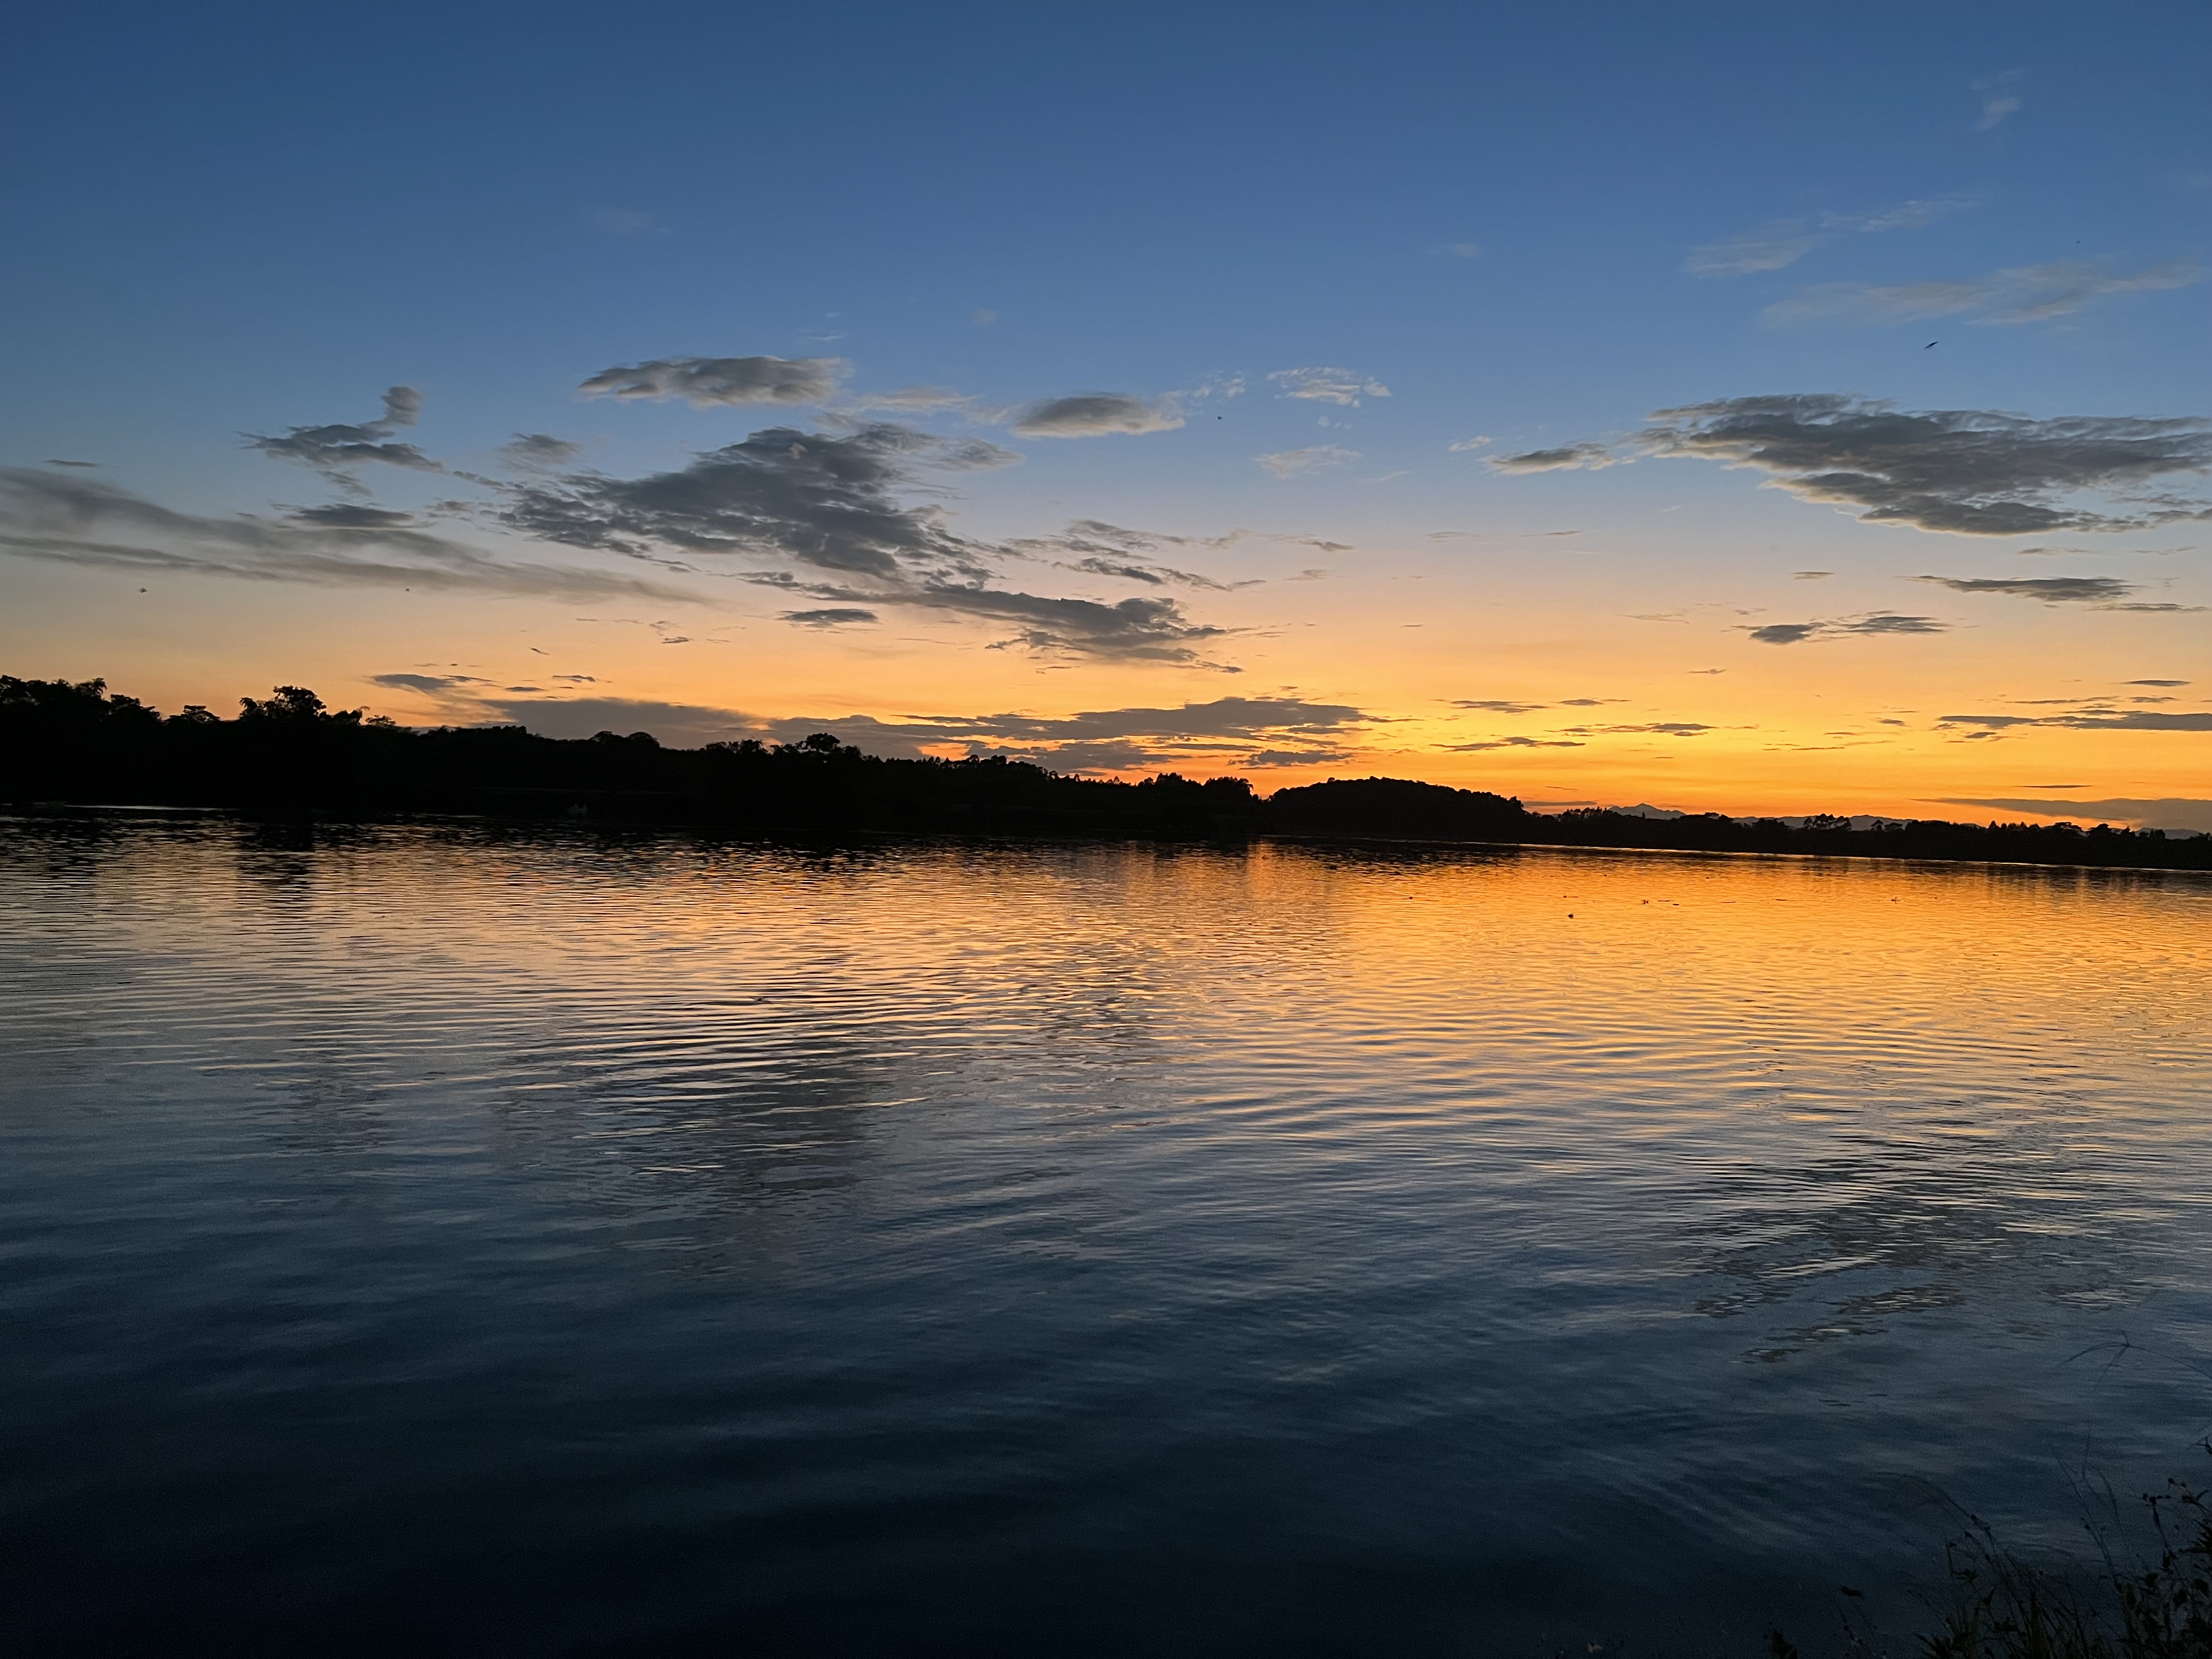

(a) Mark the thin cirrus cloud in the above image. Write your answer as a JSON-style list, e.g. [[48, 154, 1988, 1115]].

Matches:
[[1763, 259, 2201, 326], [1259, 445, 1359, 479], [1444, 736, 1584, 751], [1684, 199, 1970, 278], [496, 422, 1235, 666], [1266, 368, 1390, 407], [0, 467, 698, 603], [245, 386, 441, 492], [1007, 393, 1184, 438], [1497, 394, 2212, 537], [577, 354, 849, 407], [1972, 72, 2025, 132]]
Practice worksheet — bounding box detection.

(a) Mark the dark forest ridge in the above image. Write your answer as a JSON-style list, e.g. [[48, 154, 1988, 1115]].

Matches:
[[4, 675, 2206, 871]]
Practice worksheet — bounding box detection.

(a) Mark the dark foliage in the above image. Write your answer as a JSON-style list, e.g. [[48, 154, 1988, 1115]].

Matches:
[[3, 674, 2207, 870]]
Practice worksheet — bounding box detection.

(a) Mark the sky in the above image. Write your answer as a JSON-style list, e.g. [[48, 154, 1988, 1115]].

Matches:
[[3, 0, 2209, 827]]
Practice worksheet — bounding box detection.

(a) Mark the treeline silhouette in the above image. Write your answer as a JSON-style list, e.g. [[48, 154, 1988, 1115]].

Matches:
[[5, 675, 2207, 870]]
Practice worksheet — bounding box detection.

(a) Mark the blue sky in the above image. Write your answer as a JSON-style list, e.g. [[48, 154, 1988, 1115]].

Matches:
[[3, 1, 2208, 821]]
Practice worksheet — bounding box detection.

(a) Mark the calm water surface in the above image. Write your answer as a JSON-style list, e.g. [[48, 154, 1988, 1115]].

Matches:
[[5, 818, 2211, 1654]]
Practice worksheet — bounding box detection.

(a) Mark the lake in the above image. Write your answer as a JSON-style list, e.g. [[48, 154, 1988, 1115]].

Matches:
[[5, 817, 2211, 1654]]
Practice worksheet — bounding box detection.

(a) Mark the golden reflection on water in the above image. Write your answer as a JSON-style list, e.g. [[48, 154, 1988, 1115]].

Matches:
[[5, 820, 2212, 1650]]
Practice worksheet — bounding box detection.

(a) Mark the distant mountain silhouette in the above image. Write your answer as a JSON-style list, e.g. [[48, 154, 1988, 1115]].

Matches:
[[5, 674, 2207, 871]]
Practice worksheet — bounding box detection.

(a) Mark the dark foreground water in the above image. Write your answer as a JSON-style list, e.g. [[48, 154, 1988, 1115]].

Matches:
[[5, 817, 2212, 1655]]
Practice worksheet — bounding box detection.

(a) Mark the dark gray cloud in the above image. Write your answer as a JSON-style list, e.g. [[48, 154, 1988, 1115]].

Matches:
[[1487, 442, 1616, 474], [245, 386, 441, 490], [2127, 678, 2190, 686], [1747, 612, 1951, 645], [371, 672, 494, 695], [1063, 555, 1229, 590], [932, 438, 1024, 471], [499, 433, 583, 471], [1565, 721, 1716, 736], [45, 458, 98, 467], [1638, 396, 2212, 536], [1913, 574, 2136, 602], [1932, 796, 2212, 834], [1008, 393, 1183, 438], [1453, 699, 1549, 714], [289, 503, 419, 528], [0, 467, 696, 603], [578, 354, 847, 407], [1939, 710, 2212, 732], [369, 686, 1372, 771], [492, 424, 1239, 663], [780, 607, 877, 627], [1764, 259, 2199, 327]]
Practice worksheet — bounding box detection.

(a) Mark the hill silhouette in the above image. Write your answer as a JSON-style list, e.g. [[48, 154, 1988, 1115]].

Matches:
[[4, 674, 2206, 870]]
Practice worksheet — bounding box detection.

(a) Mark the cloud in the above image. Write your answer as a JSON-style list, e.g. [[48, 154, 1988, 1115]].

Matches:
[[578, 354, 848, 407], [1972, 73, 2025, 131], [1259, 445, 1358, 479], [289, 503, 418, 528], [245, 386, 441, 490], [930, 438, 1025, 471], [1267, 367, 1391, 407], [1452, 699, 1548, 714], [1566, 722, 1716, 736], [45, 459, 98, 467], [1932, 797, 2212, 834], [2128, 678, 2190, 686], [1008, 393, 1184, 438], [781, 607, 877, 628], [498, 424, 1232, 664], [0, 467, 698, 603], [1794, 570, 1833, 579], [1913, 574, 2138, 603], [1764, 259, 2201, 327], [1062, 555, 1229, 591], [1938, 710, 2212, 732], [1436, 242, 1485, 259], [1488, 442, 1617, 473], [1447, 436, 1493, 453], [1686, 222, 1821, 277], [1445, 736, 1584, 751], [499, 433, 583, 471], [1747, 613, 1951, 645], [1634, 394, 2212, 535], [370, 672, 494, 695], [1686, 199, 1971, 277], [380, 687, 1375, 770], [1828, 200, 1971, 234]]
